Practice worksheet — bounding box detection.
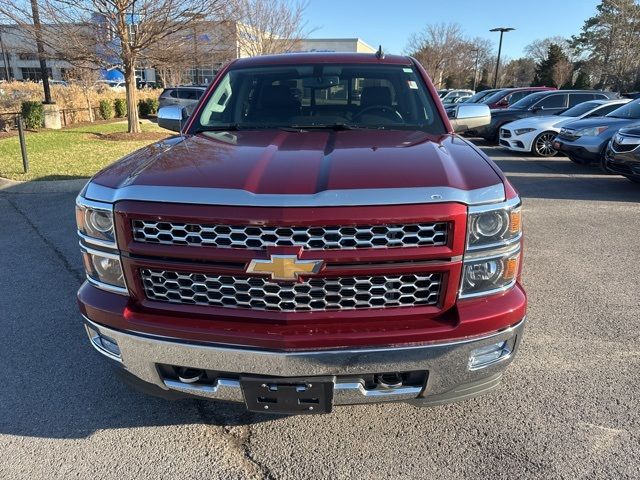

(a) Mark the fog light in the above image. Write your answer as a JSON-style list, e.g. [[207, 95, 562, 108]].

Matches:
[[86, 324, 122, 360], [468, 339, 514, 370]]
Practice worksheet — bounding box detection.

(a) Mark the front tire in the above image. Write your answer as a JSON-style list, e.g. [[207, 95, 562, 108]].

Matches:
[[532, 131, 558, 157]]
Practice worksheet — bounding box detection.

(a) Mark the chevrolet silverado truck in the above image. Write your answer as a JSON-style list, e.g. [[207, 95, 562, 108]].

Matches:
[[77, 52, 526, 415]]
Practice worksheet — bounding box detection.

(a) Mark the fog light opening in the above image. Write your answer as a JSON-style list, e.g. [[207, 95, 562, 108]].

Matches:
[[87, 325, 122, 360], [468, 337, 515, 370]]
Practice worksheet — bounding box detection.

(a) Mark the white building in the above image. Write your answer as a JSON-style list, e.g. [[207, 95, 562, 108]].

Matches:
[[296, 38, 376, 54]]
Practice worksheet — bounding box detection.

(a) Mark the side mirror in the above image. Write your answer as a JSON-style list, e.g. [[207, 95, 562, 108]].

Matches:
[[157, 105, 188, 132], [449, 104, 491, 133]]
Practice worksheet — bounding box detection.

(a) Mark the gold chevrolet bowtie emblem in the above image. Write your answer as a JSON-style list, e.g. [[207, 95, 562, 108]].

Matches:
[[246, 255, 324, 281]]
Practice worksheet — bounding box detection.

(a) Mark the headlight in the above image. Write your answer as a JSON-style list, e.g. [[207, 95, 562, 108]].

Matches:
[[80, 246, 127, 294], [467, 198, 521, 250], [514, 128, 535, 135], [76, 197, 115, 246], [460, 197, 523, 299], [460, 244, 521, 298], [575, 126, 608, 137]]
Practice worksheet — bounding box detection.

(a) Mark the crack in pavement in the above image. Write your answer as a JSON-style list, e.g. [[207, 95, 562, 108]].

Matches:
[[194, 400, 276, 480], [3, 195, 84, 283]]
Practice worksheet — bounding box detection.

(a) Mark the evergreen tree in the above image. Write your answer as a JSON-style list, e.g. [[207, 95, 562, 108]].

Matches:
[[573, 70, 592, 89], [532, 44, 570, 87]]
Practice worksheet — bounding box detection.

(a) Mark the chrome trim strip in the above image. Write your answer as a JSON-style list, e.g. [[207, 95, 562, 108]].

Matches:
[[83, 315, 525, 355], [467, 195, 521, 214], [79, 243, 122, 260], [75, 196, 113, 211], [83, 182, 506, 207], [457, 279, 517, 299], [466, 232, 522, 253], [85, 324, 123, 363], [85, 276, 129, 295], [78, 231, 118, 250], [161, 378, 423, 404]]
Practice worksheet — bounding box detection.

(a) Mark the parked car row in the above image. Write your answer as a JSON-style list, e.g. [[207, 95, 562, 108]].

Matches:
[[486, 91, 640, 185]]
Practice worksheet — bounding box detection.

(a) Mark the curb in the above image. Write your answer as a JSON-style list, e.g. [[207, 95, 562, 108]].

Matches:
[[0, 177, 87, 194]]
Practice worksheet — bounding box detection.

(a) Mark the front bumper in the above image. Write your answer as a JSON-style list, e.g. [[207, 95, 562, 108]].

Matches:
[[554, 136, 607, 163], [84, 315, 525, 408], [499, 133, 534, 153]]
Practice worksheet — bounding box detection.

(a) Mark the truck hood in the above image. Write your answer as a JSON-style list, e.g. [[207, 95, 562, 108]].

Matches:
[[89, 130, 503, 196]]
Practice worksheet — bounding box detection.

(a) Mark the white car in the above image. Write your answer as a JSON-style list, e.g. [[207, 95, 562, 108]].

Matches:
[[499, 98, 630, 157]]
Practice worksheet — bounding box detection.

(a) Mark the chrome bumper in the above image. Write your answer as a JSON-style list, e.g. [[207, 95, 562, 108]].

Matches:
[[84, 317, 525, 407]]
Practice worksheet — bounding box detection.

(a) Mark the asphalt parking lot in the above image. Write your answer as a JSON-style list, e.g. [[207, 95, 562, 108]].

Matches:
[[1, 143, 639, 480]]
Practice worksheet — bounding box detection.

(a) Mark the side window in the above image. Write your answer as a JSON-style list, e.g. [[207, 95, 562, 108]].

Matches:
[[178, 89, 199, 100], [592, 103, 622, 116], [569, 93, 595, 107], [536, 94, 566, 109], [508, 91, 528, 104], [166, 89, 177, 98]]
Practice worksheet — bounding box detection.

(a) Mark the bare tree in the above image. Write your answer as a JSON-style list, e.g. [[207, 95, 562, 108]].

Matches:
[[64, 63, 101, 122], [501, 57, 537, 87], [406, 23, 493, 89], [0, 0, 227, 133], [552, 58, 574, 88], [525, 36, 577, 63], [231, 0, 311, 56]]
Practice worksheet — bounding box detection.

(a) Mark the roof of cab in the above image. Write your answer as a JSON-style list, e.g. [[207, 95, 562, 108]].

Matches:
[[230, 52, 414, 68]]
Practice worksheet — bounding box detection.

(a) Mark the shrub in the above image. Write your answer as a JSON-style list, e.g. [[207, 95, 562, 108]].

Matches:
[[138, 97, 159, 117], [21, 101, 44, 129], [99, 99, 113, 120], [114, 98, 127, 118]]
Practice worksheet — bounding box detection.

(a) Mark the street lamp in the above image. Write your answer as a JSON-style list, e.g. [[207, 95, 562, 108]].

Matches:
[[490, 27, 514, 89]]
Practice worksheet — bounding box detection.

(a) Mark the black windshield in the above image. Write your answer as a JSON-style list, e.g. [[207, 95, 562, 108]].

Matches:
[[193, 64, 446, 134]]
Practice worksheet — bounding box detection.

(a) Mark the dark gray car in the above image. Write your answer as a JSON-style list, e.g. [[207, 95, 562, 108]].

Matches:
[[553, 99, 640, 165], [158, 86, 207, 110]]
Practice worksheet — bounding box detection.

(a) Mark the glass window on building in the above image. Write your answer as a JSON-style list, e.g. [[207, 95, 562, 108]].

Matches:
[[21, 67, 52, 81]]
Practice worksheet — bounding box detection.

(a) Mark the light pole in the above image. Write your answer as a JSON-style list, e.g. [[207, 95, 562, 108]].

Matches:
[[490, 27, 514, 89], [472, 49, 480, 91]]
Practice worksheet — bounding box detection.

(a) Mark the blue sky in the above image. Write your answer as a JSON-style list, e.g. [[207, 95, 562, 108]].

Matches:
[[305, 0, 599, 59]]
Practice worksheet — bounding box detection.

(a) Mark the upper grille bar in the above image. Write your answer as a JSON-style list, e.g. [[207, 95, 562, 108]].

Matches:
[[132, 221, 448, 250]]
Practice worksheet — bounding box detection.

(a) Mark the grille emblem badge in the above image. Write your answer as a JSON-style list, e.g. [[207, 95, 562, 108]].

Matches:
[[246, 255, 324, 281]]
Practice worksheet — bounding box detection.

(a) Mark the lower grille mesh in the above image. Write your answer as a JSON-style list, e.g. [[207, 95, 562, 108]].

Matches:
[[141, 269, 442, 312]]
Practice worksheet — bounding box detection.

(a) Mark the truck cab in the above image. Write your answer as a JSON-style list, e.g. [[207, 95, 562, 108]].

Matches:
[[76, 53, 525, 415]]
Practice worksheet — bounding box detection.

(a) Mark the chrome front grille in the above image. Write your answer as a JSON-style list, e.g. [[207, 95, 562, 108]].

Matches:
[[132, 221, 448, 250], [141, 269, 442, 312]]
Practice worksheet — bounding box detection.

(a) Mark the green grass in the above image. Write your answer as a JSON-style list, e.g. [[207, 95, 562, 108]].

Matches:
[[0, 120, 169, 181]]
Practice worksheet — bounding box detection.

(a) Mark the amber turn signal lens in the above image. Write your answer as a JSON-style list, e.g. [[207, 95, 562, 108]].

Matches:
[[509, 209, 521, 234], [503, 256, 519, 281]]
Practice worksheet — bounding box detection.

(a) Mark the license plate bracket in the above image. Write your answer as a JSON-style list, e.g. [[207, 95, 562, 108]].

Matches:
[[241, 376, 334, 414]]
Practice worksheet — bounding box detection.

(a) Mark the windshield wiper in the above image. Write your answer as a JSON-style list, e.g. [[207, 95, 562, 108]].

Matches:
[[288, 123, 361, 131], [194, 124, 242, 132]]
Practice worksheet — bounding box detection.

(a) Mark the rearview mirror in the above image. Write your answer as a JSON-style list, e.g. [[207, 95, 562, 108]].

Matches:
[[449, 104, 491, 133], [302, 76, 340, 89], [157, 105, 188, 132]]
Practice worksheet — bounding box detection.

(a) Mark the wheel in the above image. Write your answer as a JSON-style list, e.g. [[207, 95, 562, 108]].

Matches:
[[532, 131, 558, 157]]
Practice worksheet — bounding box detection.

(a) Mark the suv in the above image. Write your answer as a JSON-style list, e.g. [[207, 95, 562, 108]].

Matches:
[[158, 86, 207, 110], [472, 90, 619, 142], [76, 53, 526, 415], [481, 87, 556, 110], [553, 99, 640, 165], [604, 126, 640, 183]]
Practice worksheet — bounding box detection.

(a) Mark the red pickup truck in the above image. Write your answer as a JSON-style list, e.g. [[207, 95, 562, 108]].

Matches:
[[76, 52, 525, 415]]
